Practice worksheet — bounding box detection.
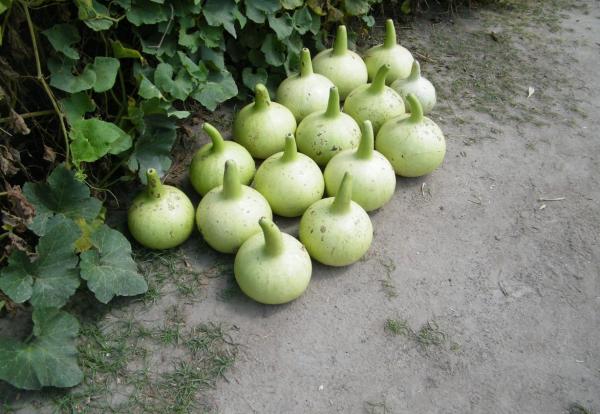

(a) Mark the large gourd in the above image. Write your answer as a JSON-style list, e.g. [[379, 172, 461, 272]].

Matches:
[[324, 121, 396, 212], [295, 86, 361, 167], [364, 19, 414, 84], [189, 123, 255, 196], [376, 94, 446, 177], [312, 25, 368, 100], [391, 60, 436, 114], [128, 168, 195, 250], [253, 135, 324, 217], [276, 48, 334, 122], [232, 83, 297, 159], [234, 218, 312, 305], [196, 160, 272, 253], [299, 173, 372, 266]]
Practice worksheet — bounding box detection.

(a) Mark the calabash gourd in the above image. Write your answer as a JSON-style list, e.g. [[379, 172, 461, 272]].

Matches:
[[364, 19, 414, 84], [391, 60, 436, 114]]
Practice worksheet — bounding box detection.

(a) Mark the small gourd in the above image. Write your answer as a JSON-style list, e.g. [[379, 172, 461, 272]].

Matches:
[[391, 60, 436, 114], [234, 218, 312, 305], [276, 48, 335, 122], [343, 64, 405, 134], [364, 19, 414, 84], [295, 86, 361, 167], [189, 123, 255, 196], [128, 168, 195, 250], [324, 121, 396, 212], [299, 173, 372, 266], [253, 135, 324, 217], [376, 94, 446, 177], [233, 83, 297, 159], [196, 160, 272, 253], [312, 25, 368, 100]]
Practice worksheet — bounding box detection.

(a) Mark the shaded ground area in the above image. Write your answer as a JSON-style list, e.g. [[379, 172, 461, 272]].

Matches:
[[1, 1, 599, 413]]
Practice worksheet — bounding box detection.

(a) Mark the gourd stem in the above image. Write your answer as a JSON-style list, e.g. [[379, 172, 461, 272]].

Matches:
[[146, 169, 162, 199], [300, 48, 313, 77], [331, 173, 353, 213], [383, 19, 397, 49], [356, 121, 374, 160], [324, 87, 340, 118], [260, 218, 284, 256], [222, 160, 242, 199], [409, 60, 421, 81], [280, 134, 298, 162], [332, 25, 348, 56], [254, 83, 271, 110], [203, 123, 225, 153], [369, 64, 390, 94], [406, 94, 424, 123]]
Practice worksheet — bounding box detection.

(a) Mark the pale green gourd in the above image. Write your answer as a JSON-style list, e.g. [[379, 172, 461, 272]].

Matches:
[[128, 168, 195, 250], [253, 135, 324, 217], [391, 60, 436, 114], [232, 83, 297, 159], [189, 123, 255, 196], [196, 160, 272, 254], [364, 19, 414, 84], [324, 121, 396, 212], [312, 25, 368, 100], [234, 218, 312, 305], [376, 94, 446, 177], [299, 173, 372, 266], [295, 86, 361, 167]]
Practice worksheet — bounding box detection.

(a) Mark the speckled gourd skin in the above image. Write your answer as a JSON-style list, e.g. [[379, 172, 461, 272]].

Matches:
[[276, 48, 335, 122], [324, 121, 396, 212], [391, 61, 436, 114], [299, 173, 372, 266], [234, 218, 312, 305], [312, 25, 368, 100], [253, 135, 324, 217], [233, 84, 297, 159], [295, 86, 361, 167], [128, 169, 195, 250], [196, 161, 272, 254], [343, 64, 405, 134], [376, 94, 446, 177], [364, 19, 414, 84]]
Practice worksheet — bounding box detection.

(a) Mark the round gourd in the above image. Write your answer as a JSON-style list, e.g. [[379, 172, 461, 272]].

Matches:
[[391, 60, 436, 114], [324, 120, 396, 212], [344, 64, 405, 134], [364, 19, 414, 84], [312, 25, 368, 100], [196, 160, 272, 253], [128, 168, 195, 250], [295, 86, 361, 167], [253, 135, 324, 217], [233, 83, 297, 159], [299, 173, 372, 266], [234, 218, 312, 305], [276, 48, 335, 122], [376, 94, 446, 177], [189, 123, 255, 196]]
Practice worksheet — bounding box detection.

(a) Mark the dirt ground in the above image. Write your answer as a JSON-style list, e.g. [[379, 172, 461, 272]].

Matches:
[[1, 1, 599, 413]]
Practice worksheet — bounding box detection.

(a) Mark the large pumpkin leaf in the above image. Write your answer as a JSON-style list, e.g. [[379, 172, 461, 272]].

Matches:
[[267, 13, 293, 40], [41, 24, 80, 60], [75, 0, 114, 31], [48, 57, 96, 94], [69, 118, 132, 164], [203, 0, 237, 37], [23, 164, 102, 236], [261, 34, 286, 67], [0, 308, 82, 390], [90, 57, 120, 92], [0, 215, 80, 308], [154, 62, 194, 101], [191, 70, 238, 111], [80, 224, 147, 303], [60, 92, 96, 124]]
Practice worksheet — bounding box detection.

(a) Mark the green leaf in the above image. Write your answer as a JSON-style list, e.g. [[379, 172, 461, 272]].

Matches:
[[191, 70, 238, 111], [23, 164, 102, 236], [267, 13, 293, 40], [60, 92, 96, 124], [361, 14, 375, 27], [69, 118, 133, 164], [242, 67, 267, 90], [48, 57, 96, 94], [0, 215, 80, 308], [343, 0, 372, 15], [80, 224, 147, 303], [154, 63, 194, 101], [90, 57, 120, 92], [198, 25, 224, 49], [401, 0, 411, 14], [0, 308, 82, 390], [111, 40, 144, 62], [77, 0, 114, 31], [138, 75, 165, 100], [261, 34, 285, 67], [0, 0, 12, 15], [42, 24, 80, 60], [292, 6, 313, 34], [203, 0, 237, 37], [245, 0, 280, 23], [125, 0, 169, 25], [178, 51, 208, 81], [281, 0, 303, 9]]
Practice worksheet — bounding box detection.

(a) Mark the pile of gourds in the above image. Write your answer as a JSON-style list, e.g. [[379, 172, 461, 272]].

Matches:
[[128, 20, 446, 305]]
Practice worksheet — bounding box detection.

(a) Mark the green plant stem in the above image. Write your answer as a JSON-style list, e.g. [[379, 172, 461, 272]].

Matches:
[[0, 192, 7, 197], [21, 2, 70, 169], [0, 110, 55, 123]]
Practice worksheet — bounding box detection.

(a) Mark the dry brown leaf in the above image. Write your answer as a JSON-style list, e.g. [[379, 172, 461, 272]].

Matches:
[[9, 109, 31, 135], [43, 145, 57, 162], [0, 145, 21, 176], [5, 183, 35, 223]]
